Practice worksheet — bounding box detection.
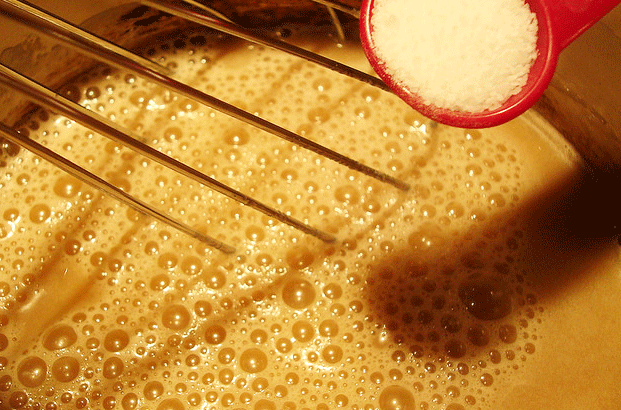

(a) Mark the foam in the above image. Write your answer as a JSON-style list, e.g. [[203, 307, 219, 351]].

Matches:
[[0, 26, 587, 410]]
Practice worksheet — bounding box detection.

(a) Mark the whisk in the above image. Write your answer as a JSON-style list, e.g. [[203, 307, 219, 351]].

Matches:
[[0, 0, 409, 253]]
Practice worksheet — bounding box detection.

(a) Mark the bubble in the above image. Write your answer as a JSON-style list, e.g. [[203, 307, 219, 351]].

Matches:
[[129, 90, 148, 106], [144, 241, 159, 255], [442, 340, 466, 360], [85, 86, 101, 99], [150, 273, 170, 291], [466, 164, 483, 176], [282, 278, 316, 309], [162, 304, 191, 330], [250, 329, 268, 344], [292, 320, 314, 342], [276, 338, 293, 353], [240, 348, 268, 373], [103, 329, 130, 352], [334, 185, 360, 204], [459, 277, 512, 320], [103, 396, 117, 410], [285, 246, 314, 270], [204, 324, 226, 344], [223, 127, 250, 145], [144, 380, 165, 400], [51, 356, 80, 382], [440, 315, 462, 333], [417, 310, 433, 325], [363, 197, 382, 213], [64, 239, 82, 255], [0, 375, 12, 394], [86, 337, 100, 349], [379, 385, 415, 410], [181, 256, 203, 275], [499, 324, 518, 343], [252, 377, 269, 393], [446, 385, 460, 398], [254, 399, 276, 410], [322, 283, 343, 300], [0, 333, 9, 352], [9, 391, 29, 408], [334, 394, 349, 407], [122, 393, 139, 410], [17, 356, 47, 387], [186, 353, 201, 367], [489, 349, 502, 364], [103, 357, 124, 379], [489, 193, 506, 207], [194, 301, 212, 317], [445, 202, 465, 218], [245, 226, 265, 242], [158, 252, 178, 269], [419, 204, 436, 218], [408, 223, 444, 251], [467, 325, 490, 346], [53, 176, 82, 198], [318, 319, 339, 337], [321, 345, 343, 363], [217, 347, 236, 364], [0, 283, 9, 297], [204, 269, 226, 289], [218, 368, 234, 384], [307, 107, 331, 123], [480, 373, 494, 386], [164, 126, 183, 142], [29, 204, 51, 223], [0, 221, 14, 240], [187, 392, 202, 407], [155, 398, 185, 410], [90, 251, 107, 267]]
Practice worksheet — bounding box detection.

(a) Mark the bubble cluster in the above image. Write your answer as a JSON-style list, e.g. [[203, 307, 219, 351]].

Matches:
[[0, 16, 581, 410]]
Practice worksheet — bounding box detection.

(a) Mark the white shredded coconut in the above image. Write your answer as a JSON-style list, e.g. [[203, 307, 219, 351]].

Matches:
[[370, 0, 538, 113]]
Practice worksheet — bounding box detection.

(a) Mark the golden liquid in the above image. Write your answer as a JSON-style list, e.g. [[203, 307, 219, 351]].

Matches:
[[0, 26, 620, 410]]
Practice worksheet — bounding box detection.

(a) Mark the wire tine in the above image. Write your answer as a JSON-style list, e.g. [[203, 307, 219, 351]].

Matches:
[[309, 0, 362, 18], [142, 0, 408, 191], [325, 5, 346, 42], [0, 122, 236, 253], [145, 0, 390, 92], [0, 0, 172, 77], [178, 0, 236, 23], [6, 0, 409, 191], [0, 63, 337, 243]]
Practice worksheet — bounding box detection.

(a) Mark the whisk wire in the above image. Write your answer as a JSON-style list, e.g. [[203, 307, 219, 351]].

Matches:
[[0, 122, 237, 253], [0, 63, 338, 244], [144, 0, 386, 89], [2, 0, 407, 191], [0, 0, 414, 250]]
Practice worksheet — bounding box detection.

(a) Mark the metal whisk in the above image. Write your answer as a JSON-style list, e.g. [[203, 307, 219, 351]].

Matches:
[[0, 0, 409, 253]]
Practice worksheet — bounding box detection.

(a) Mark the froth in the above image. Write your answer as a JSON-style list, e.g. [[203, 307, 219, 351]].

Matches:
[[0, 24, 583, 410]]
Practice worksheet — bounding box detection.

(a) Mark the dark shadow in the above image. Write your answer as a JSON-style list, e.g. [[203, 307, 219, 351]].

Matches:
[[364, 166, 620, 365]]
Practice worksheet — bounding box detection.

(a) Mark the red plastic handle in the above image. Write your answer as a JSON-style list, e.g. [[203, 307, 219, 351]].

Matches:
[[544, 0, 621, 50], [359, 0, 620, 128]]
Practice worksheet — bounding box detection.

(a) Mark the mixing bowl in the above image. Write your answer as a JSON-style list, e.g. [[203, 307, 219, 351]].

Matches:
[[0, 1, 620, 409]]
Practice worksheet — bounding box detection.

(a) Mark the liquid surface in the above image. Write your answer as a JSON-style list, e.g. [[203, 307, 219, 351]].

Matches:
[[0, 23, 620, 410]]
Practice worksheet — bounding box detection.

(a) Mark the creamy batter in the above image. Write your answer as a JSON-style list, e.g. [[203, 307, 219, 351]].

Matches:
[[0, 24, 619, 410]]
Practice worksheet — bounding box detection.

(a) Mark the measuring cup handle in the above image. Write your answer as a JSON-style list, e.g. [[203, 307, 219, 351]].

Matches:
[[550, 0, 621, 49]]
